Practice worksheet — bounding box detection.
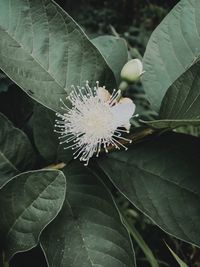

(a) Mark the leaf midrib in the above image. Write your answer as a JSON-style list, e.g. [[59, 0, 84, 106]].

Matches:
[[0, 14, 64, 90], [5, 172, 61, 240]]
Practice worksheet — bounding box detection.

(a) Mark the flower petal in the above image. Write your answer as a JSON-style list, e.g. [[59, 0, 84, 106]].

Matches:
[[97, 87, 111, 102], [111, 98, 136, 129]]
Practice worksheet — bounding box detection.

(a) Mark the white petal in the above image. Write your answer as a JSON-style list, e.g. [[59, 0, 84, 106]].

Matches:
[[111, 98, 136, 128], [118, 97, 133, 104], [122, 122, 131, 131], [97, 87, 111, 102]]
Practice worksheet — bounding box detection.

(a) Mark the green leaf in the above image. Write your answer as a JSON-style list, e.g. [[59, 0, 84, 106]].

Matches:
[[33, 104, 58, 162], [41, 162, 136, 267], [0, 0, 116, 113], [98, 132, 200, 247], [142, 0, 200, 111], [142, 119, 200, 130], [143, 61, 200, 129], [0, 169, 66, 260], [92, 35, 128, 85], [33, 103, 73, 164], [160, 61, 200, 120], [175, 124, 200, 137], [166, 243, 188, 267], [0, 86, 34, 128], [0, 72, 13, 93], [0, 113, 36, 188]]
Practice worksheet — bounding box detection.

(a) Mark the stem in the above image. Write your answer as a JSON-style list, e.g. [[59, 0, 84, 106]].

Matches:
[[4, 261, 9, 267], [122, 216, 159, 267], [2, 252, 9, 267], [44, 162, 66, 170], [106, 127, 155, 152], [43, 128, 155, 170], [119, 81, 129, 92]]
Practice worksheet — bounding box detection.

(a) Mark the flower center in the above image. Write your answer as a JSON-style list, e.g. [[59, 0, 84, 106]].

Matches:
[[54, 82, 135, 166], [83, 104, 114, 138]]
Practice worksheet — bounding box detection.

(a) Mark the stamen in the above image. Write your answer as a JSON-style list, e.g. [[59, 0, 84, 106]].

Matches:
[[54, 81, 135, 165]]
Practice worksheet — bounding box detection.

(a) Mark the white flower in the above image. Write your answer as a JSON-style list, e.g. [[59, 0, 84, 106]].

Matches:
[[55, 81, 136, 166], [120, 59, 144, 82]]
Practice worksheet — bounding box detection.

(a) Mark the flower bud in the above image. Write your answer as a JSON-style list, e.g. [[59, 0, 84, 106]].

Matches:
[[120, 59, 143, 82]]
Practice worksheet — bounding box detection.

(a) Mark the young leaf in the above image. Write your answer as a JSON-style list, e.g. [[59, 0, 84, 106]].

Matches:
[[92, 35, 128, 85], [0, 113, 36, 188], [0, 0, 116, 113], [142, 0, 200, 111], [0, 169, 66, 261], [41, 162, 136, 267], [98, 132, 200, 247]]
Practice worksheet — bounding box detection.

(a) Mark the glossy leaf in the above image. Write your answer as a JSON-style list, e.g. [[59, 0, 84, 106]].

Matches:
[[92, 35, 128, 85], [0, 170, 66, 260], [0, 0, 116, 112], [0, 113, 36, 187], [41, 162, 136, 267], [142, 0, 200, 111], [98, 132, 200, 247]]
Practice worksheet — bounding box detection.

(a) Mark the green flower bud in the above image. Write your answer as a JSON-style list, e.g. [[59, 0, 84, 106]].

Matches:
[[120, 59, 143, 82]]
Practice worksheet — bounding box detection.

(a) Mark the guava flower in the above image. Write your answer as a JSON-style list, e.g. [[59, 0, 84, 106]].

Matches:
[[121, 59, 144, 82], [55, 81, 136, 166]]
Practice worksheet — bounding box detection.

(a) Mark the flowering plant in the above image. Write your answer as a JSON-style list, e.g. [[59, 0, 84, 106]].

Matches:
[[55, 82, 136, 165], [0, 0, 200, 266]]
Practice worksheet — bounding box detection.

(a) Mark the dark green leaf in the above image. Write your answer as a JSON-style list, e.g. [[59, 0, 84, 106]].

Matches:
[[142, 0, 200, 111], [0, 72, 13, 93], [98, 132, 200, 247], [10, 246, 48, 267], [0, 169, 66, 260], [0, 0, 116, 112], [143, 61, 200, 129], [160, 61, 200, 120], [142, 119, 200, 130], [41, 162, 136, 267], [92, 35, 128, 85], [33, 104, 73, 164], [0, 85, 33, 128], [33, 104, 58, 163], [0, 113, 36, 187]]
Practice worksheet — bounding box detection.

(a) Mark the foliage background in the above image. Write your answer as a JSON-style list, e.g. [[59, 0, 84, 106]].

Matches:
[[1, 0, 200, 267]]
